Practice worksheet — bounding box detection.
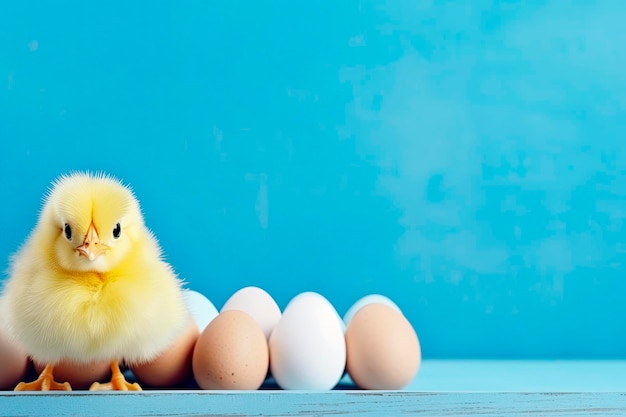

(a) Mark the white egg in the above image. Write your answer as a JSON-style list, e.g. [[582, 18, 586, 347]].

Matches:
[[269, 292, 346, 390], [220, 286, 281, 340], [343, 294, 401, 326], [183, 289, 219, 333]]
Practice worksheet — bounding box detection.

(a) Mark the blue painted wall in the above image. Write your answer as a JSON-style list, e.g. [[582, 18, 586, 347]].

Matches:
[[1, 1, 625, 359]]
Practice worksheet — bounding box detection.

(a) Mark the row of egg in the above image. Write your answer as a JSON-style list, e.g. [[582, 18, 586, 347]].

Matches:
[[187, 287, 421, 390], [0, 288, 421, 390]]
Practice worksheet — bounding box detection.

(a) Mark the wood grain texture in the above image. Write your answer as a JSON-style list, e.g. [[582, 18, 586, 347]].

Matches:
[[1, 391, 626, 416], [2, 361, 626, 416]]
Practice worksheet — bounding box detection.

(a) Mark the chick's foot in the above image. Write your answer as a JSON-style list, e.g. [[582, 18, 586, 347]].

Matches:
[[89, 361, 142, 391], [15, 364, 72, 391]]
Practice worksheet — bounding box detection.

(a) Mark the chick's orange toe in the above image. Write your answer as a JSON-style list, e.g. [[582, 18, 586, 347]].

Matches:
[[89, 380, 141, 391], [14, 364, 72, 391], [89, 361, 142, 391]]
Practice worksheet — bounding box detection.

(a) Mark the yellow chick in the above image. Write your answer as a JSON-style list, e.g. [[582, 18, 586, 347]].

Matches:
[[1, 172, 190, 391]]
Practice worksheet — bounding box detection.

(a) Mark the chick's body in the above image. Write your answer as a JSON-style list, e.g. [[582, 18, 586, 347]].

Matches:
[[4, 233, 185, 365], [1, 173, 189, 390]]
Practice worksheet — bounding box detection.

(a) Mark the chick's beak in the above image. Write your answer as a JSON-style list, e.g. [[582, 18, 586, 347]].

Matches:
[[76, 223, 109, 261]]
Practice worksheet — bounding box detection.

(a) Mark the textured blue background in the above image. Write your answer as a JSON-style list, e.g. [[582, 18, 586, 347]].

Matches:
[[1, 1, 625, 359]]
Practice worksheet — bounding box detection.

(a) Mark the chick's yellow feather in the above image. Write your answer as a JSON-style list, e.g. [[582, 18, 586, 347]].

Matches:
[[1, 172, 189, 366]]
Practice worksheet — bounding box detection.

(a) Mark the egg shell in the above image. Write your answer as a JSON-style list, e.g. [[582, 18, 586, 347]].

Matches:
[[221, 286, 281, 340], [0, 325, 29, 390], [269, 292, 346, 390], [192, 310, 268, 390], [183, 289, 219, 332], [34, 360, 110, 390], [343, 294, 401, 326], [345, 303, 421, 390], [131, 319, 199, 388]]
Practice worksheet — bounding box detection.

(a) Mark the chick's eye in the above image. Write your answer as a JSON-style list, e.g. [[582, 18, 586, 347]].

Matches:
[[64, 224, 72, 240], [113, 222, 121, 239]]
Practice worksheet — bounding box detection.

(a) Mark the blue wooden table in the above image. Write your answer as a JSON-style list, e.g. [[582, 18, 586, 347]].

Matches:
[[2, 361, 625, 416]]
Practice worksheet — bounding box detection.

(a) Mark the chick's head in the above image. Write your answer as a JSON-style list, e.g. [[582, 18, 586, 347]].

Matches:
[[41, 172, 145, 273]]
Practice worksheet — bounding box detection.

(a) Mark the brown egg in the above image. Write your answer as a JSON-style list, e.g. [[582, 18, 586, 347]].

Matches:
[[34, 360, 111, 390], [345, 303, 421, 390], [131, 319, 199, 388], [0, 326, 29, 390], [192, 310, 268, 390]]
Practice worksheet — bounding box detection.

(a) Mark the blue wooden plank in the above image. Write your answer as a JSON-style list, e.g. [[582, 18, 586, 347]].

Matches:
[[2, 361, 626, 416], [2, 391, 626, 417]]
